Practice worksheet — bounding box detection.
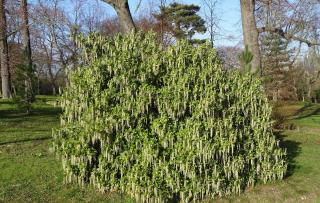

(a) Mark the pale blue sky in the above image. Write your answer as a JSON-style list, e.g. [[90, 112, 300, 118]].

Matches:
[[184, 0, 242, 47], [122, 0, 242, 46], [31, 0, 243, 47]]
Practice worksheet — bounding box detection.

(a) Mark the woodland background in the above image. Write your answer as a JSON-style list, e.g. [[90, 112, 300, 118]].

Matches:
[[0, 0, 319, 103]]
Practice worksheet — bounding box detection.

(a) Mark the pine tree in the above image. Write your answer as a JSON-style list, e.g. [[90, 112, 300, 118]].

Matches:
[[238, 45, 253, 73], [20, 0, 36, 113], [154, 3, 206, 43], [261, 33, 294, 100]]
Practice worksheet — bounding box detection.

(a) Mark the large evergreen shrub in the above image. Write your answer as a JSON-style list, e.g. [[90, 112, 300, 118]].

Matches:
[[53, 32, 287, 202]]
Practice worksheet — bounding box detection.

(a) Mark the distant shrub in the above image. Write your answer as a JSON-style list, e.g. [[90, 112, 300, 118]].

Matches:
[[13, 62, 37, 113], [272, 102, 297, 130], [272, 103, 287, 129], [53, 32, 287, 202]]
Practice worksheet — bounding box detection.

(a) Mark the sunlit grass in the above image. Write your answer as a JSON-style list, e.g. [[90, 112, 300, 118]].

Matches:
[[0, 96, 132, 202], [1, 98, 320, 202]]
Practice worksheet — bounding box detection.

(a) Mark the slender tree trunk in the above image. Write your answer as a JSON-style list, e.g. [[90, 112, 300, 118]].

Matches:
[[0, 0, 11, 98], [210, 16, 214, 46], [21, 0, 32, 68], [102, 0, 135, 33], [37, 74, 40, 95], [51, 83, 56, 95], [160, 0, 164, 44], [47, 61, 57, 95], [240, 0, 261, 73], [308, 86, 312, 100], [21, 0, 33, 101]]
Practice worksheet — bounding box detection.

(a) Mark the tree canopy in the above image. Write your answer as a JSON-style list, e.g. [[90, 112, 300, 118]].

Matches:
[[154, 3, 206, 43]]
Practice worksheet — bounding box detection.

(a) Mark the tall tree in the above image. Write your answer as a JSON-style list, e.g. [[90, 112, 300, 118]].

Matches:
[[201, 0, 219, 46], [101, 0, 135, 33], [261, 32, 294, 100], [240, 0, 261, 73], [154, 3, 206, 43], [0, 0, 12, 98], [240, 0, 320, 74], [21, 0, 34, 102], [31, 0, 74, 95]]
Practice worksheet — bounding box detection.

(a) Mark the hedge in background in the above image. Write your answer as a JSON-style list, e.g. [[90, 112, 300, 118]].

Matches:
[[53, 32, 287, 202]]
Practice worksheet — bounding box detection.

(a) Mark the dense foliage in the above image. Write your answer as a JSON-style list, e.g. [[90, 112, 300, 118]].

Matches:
[[13, 60, 37, 113], [53, 32, 287, 202], [154, 3, 206, 43], [261, 33, 295, 101]]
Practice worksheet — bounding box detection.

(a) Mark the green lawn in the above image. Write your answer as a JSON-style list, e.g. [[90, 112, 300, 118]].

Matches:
[[1, 97, 320, 202], [0, 96, 132, 203]]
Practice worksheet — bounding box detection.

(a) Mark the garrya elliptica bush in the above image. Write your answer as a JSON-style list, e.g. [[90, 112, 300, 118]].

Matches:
[[53, 32, 287, 202]]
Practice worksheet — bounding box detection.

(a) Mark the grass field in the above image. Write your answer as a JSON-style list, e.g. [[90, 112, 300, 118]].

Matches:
[[1, 97, 320, 202]]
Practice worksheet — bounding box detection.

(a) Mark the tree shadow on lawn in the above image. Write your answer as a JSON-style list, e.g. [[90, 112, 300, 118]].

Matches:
[[0, 136, 52, 146], [0, 100, 15, 105], [0, 108, 61, 122], [275, 131, 302, 178], [293, 103, 320, 120], [0, 106, 61, 145]]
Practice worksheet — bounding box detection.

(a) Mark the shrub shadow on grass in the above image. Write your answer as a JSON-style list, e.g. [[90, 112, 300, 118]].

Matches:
[[275, 131, 301, 178], [0, 136, 52, 146]]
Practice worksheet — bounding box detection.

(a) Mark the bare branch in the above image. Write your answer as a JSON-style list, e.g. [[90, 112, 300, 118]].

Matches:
[[258, 26, 320, 47], [0, 23, 33, 41]]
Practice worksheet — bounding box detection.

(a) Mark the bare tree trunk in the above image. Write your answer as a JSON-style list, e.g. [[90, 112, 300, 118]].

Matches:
[[240, 0, 261, 73], [47, 61, 56, 95], [308, 86, 312, 100], [21, 0, 32, 68], [159, 0, 166, 45], [102, 0, 135, 33], [21, 0, 33, 101], [0, 0, 11, 98], [52, 83, 56, 95]]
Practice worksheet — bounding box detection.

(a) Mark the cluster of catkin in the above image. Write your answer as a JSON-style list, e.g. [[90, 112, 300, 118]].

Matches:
[[53, 32, 287, 203]]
